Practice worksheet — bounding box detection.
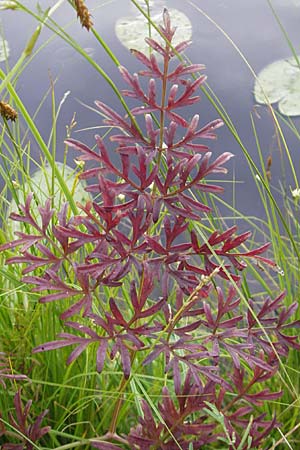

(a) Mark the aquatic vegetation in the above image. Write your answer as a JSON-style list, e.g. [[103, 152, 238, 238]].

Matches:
[[254, 55, 300, 116], [115, 7, 192, 54], [1, 8, 299, 449]]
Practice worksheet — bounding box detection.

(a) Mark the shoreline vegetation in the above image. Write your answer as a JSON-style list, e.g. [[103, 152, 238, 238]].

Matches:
[[0, 1, 299, 449]]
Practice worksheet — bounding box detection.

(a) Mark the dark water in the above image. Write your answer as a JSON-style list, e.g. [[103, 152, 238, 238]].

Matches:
[[1, 0, 300, 221]]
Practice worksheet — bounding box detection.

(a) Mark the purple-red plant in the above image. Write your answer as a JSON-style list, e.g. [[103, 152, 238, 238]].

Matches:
[[0, 389, 50, 450], [1, 9, 299, 449]]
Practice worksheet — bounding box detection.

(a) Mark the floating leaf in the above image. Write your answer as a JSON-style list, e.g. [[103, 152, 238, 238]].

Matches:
[[254, 56, 300, 116], [115, 8, 192, 55]]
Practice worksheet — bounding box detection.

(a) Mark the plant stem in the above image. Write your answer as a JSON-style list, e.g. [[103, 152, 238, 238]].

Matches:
[[108, 351, 136, 434], [165, 265, 222, 340]]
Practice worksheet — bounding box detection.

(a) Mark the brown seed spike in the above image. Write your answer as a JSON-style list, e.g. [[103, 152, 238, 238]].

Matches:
[[265, 155, 272, 181], [0, 101, 18, 121], [74, 0, 93, 31]]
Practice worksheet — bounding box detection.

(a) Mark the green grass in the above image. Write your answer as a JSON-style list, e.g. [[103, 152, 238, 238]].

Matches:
[[0, 0, 299, 449]]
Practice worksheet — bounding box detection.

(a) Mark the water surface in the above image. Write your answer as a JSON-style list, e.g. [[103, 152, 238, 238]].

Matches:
[[1, 0, 299, 222]]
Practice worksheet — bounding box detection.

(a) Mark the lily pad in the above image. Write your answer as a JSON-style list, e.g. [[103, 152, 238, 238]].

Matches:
[[115, 8, 192, 55], [0, 39, 10, 62], [254, 56, 300, 116]]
